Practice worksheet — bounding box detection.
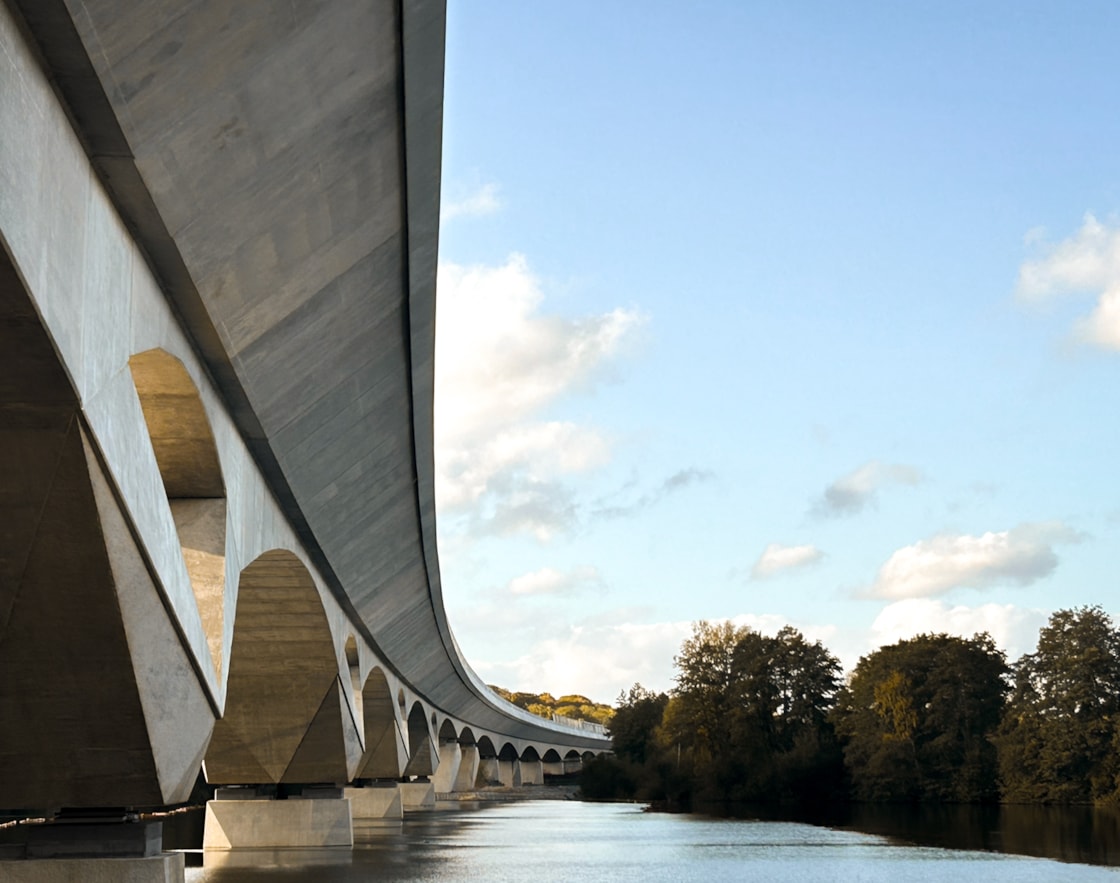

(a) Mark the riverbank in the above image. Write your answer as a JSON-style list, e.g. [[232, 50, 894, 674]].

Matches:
[[440, 783, 581, 802]]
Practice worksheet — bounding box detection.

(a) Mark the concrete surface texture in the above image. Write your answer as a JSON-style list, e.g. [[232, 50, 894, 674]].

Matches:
[[0, 854, 185, 883], [344, 785, 404, 822], [0, 0, 607, 825], [203, 798, 354, 849]]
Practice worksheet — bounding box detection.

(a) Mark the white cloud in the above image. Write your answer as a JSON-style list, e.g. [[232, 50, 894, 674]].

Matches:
[[440, 420, 610, 512], [462, 611, 839, 701], [751, 543, 824, 579], [813, 460, 922, 517], [870, 599, 1047, 663], [435, 254, 644, 539], [1016, 213, 1120, 350], [866, 521, 1080, 600], [440, 182, 502, 222], [507, 565, 601, 597], [470, 619, 693, 701]]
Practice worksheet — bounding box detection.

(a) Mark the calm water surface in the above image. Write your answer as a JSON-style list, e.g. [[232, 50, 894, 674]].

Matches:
[[184, 800, 1120, 882]]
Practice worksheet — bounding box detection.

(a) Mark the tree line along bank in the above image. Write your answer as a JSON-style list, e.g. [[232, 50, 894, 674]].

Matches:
[[582, 606, 1120, 808]]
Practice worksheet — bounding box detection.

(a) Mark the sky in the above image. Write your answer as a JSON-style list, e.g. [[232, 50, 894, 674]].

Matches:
[[432, 1, 1120, 704]]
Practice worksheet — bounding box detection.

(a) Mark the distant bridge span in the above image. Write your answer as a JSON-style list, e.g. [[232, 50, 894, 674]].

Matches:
[[0, 0, 608, 851]]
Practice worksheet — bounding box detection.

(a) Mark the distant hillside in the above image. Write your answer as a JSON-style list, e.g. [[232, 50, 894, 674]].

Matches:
[[489, 686, 614, 727]]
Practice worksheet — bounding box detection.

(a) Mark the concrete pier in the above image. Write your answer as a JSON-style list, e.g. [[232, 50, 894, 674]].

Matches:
[[477, 758, 501, 787], [203, 794, 353, 849], [0, 854, 185, 883], [345, 784, 403, 826], [520, 760, 544, 785], [454, 746, 481, 791], [498, 760, 522, 788], [431, 742, 462, 793], [400, 780, 436, 811]]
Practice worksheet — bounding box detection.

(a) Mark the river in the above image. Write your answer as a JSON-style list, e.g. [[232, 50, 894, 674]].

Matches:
[[180, 799, 1120, 882]]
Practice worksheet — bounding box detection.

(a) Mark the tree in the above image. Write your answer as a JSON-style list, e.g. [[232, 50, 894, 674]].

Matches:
[[663, 620, 844, 803], [487, 685, 614, 726], [995, 606, 1120, 804], [833, 633, 1007, 802], [751, 626, 845, 802], [661, 620, 752, 794], [609, 684, 668, 765]]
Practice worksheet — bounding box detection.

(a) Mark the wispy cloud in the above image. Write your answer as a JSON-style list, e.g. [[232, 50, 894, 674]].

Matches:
[[812, 460, 922, 518], [592, 468, 714, 521], [506, 565, 602, 598], [751, 543, 824, 579], [865, 522, 1081, 600], [1017, 213, 1120, 350], [435, 254, 644, 540], [441, 182, 502, 222]]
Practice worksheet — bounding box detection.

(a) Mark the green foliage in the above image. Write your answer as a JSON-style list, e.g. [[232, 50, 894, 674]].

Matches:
[[499, 608, 1120, 809], [609, 684, 669, 765], [663, 621, 845, 804], [832, 633, 1008, 803], [488, 685, 614, 726], [994, 606, 1120, 805], [578, 754, 636, 799]]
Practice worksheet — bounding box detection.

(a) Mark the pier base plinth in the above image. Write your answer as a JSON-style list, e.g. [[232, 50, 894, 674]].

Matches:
[[203, 790, 353, 849], [345, 783, 403, 828], [400, 779, 435, 810], [0, 854, 183, 883]]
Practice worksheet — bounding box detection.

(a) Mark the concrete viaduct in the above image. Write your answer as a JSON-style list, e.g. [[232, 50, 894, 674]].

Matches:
[[0, 0, 609, 869]]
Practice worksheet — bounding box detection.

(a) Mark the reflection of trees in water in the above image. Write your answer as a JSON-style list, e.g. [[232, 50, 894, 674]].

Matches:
[[845, 803, 1120, 867], [707, 801, 1120, 866]]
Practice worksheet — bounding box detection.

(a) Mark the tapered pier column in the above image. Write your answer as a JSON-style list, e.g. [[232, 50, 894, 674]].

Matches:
[[454, 745, 480, 791], [520, 759, 543, 785], [497, 759, 521, 787], [431, 740, 462, 793], [477, 757, 501, 786]]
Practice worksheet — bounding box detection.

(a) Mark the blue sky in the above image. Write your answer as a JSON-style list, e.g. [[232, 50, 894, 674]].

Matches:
[[433, 1, 1120, 702]]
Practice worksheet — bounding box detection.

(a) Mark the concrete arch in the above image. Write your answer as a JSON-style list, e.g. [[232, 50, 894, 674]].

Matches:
[[0, 256, 218, 811], [204, 550, 360, 785], [343, 635, 362, 738], [356, 666, 407, 779], [403, 700, 437, 777], [129, 348, 226, 680], [458, 727, 477, 747], [496, 742, 522, 787], [559, 749, 584, 776], [474, 737, 501, 787], [519, 745, 544, 785], [541, 748, 568, 779]]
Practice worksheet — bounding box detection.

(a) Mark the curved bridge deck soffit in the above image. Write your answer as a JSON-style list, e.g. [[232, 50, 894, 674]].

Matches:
[[0, 0, 609, 760]]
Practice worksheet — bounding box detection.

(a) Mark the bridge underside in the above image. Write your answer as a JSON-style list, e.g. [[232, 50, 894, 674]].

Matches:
[[0, 0, 608, 823]]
